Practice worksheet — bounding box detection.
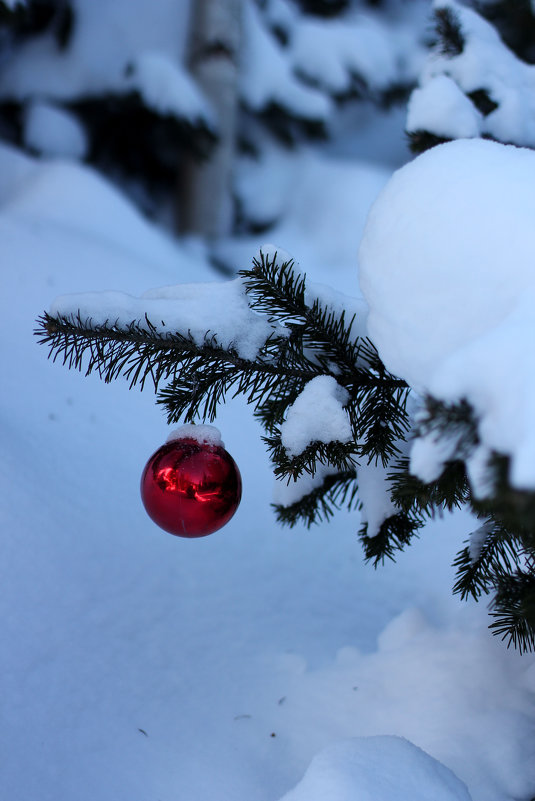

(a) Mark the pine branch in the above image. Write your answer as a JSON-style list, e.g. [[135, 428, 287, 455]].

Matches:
[[263, 433, 358, 481], [36, 311, 318, 421], [389, 457, 470, 520], [359, 513, 422, 566], [489, 568, 535, 653], [36, 256, 407, 442], [241, 254, 407, 388], [273, 469, 358, 528], [359, 457, 469, 570], [452, 521, 526, 601]]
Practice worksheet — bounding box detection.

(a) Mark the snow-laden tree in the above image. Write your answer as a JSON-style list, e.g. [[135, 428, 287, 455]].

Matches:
[[0, 0, 426, 229], [406, 0, 535, 152]]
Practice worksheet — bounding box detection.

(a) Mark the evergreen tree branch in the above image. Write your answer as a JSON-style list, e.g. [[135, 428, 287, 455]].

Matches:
[[273, 469, 358, 528], [452, 521, 526, 601], [489, 568, 535, 653], [389, 457, 470, 520], [359, 513, 422, 566], [36, 311, 316, 391], [263, 433, 358, 481]]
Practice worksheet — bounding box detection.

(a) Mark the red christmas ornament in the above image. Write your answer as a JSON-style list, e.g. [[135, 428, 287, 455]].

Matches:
[[140, 425, 241, 538]]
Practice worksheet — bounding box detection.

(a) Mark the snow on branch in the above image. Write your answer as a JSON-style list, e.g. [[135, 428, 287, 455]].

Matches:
[[408, 0, 535, 148], [359, 137, 535, 492]]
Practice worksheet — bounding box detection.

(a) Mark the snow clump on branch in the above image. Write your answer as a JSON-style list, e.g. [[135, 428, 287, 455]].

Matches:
[[359, 137, 535, 490]]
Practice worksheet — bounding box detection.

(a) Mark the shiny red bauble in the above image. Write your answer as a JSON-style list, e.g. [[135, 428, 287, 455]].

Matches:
[[140, 435, 242, 538]]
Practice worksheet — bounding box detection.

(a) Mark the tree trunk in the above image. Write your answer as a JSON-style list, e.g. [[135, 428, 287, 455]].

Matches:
[[179, 0, 242, 239]]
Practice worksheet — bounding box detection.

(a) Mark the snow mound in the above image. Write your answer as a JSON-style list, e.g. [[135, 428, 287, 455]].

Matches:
[[277, 735, 472, 801], [359, 137, 535, 488]]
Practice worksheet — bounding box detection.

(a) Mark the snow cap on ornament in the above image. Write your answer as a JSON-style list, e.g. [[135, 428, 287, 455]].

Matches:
[[140, 424, 241, 538]]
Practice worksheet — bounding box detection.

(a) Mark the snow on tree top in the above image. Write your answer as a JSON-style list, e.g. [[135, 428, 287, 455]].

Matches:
[[359, 137, 535, 489]]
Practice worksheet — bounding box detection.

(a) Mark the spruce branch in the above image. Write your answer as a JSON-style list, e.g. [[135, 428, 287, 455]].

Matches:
[[273, 469, 358, 528], [415, 397, 480, 456], [452, 521, 526, 602], [357, 457, 469, 570], [37, 255, 409, 463], [240, 253, 407, 393], [489, 568, 535, 653], [263, 433, 358, 481], [389, 457, 470, 520], [36, 311, 316, 422], [359, 513, 422, 566], [35, 311, 205, 390]]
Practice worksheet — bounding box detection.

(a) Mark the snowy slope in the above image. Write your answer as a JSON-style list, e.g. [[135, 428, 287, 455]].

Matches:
[[1, 143, 535, 801]]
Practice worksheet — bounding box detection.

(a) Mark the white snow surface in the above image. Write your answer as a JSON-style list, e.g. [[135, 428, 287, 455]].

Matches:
[[359, 137, 535, 489], [278, 735, 472, 801], [280, 376, 351, 457], [221, 148, 394, 296], [2, 143, 535, 801]]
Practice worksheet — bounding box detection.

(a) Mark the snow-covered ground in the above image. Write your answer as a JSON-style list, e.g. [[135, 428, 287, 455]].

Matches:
[[2, 141, 535, 801]]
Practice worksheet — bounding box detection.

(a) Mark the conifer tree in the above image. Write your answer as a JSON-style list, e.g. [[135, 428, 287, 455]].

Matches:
[[0, 0, 423, 224]]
